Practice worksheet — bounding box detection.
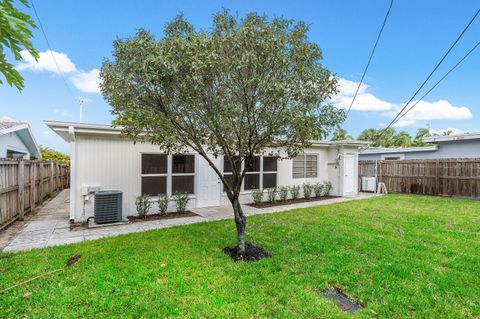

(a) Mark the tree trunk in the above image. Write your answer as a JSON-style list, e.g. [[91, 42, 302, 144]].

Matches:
[[232, 197, 246, 254]]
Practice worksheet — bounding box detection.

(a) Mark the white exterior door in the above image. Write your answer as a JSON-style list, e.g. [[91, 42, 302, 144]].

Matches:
[[196, 155, 221, 207], [343, 154, 356, 195]]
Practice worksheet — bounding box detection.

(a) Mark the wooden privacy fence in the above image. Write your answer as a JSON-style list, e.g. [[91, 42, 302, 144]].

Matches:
[[359, 158, 480, 199], [0, 159, 69, 230]]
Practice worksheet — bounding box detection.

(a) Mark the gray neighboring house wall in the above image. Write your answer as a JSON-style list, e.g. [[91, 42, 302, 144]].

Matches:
[[0, 120, 41, 159], [359, 133, 480, 160]]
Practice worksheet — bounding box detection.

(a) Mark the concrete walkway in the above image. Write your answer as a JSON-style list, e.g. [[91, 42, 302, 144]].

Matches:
[[2, 190, 378, 252]]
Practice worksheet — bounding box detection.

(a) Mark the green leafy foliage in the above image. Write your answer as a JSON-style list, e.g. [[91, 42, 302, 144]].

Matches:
[[330, 128, 353, 141], [172, 192, 189, 213], [0, 0, 38, 90], [251, 189, 264, 205], [39, 146, 70, 166], [266, 187, 277, 204], [135, 195, 151, 219], [290, 185, 300, 200], [313, 183, 324, 198], [323, 181, 333, 196], [278, 186, 289, 201], [357, 127, 433, 148], [302, 183, 313, 199], [157, 194, 169, 216], [100, 10, 344, 250]]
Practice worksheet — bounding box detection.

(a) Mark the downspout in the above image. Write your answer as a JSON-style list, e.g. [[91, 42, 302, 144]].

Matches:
[[68, 126, 76, 222]]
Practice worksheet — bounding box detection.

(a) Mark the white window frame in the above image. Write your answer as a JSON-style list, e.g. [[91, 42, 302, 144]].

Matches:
[[141, 153, 168, 196], [171, 154, 196, 195], [293, 154, 318, 179], [223, 156, 278, 192], [141, 153, 196, 197], [261, 156, 278, 189]]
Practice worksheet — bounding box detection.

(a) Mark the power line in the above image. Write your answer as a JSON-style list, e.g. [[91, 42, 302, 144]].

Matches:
[[367, 8, 480, 148], [345, 0, 394, 117], [30, 0, 76, 98], [392, 39, 480, 127]]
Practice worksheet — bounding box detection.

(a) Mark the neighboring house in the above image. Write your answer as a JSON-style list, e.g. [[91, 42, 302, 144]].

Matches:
[[45, 120, 368, 222], [0, 120, 41, 160], [359, 132, 480, 161]]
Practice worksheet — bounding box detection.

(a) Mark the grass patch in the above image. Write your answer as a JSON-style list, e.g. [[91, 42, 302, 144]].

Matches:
[[1, 194, 479, 318]]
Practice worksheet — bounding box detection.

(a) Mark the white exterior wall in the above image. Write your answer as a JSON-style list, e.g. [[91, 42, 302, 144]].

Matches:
[[225, 146, 333, 205], [0, 132, 30, 159], [71, 135, 360, 222]]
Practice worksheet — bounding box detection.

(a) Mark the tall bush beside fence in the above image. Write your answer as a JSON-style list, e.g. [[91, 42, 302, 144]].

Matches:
[[0, 159, 69, 229]]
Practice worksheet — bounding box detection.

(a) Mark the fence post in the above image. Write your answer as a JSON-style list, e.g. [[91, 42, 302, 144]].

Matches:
[[435, 160, 440, 195], [30, 162, 35, 212], [18, 160, 25, 221]]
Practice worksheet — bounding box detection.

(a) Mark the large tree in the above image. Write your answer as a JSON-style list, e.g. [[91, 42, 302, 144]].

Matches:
[[101, 11, 344, 254], [0, 0, 38, 90]]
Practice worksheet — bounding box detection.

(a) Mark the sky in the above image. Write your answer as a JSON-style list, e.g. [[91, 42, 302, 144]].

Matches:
[[1, 0, 479, 154]]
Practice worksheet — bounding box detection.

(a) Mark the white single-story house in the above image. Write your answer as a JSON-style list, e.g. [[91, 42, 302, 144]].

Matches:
[[0, 120, 41, 160], [359, 132, 480, 161], [45, 120, 368, 222]]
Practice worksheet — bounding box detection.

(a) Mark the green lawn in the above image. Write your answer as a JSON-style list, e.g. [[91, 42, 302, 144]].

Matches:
[[1, 195, 479, 318]]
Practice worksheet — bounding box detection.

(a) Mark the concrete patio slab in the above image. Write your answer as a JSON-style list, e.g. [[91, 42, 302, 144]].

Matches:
[[2, 189, 379, 253]]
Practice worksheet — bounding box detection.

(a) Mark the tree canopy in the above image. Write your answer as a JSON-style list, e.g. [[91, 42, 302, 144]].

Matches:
[[331, 128, 353, 141], [0, 0, 38, 90], [357, 127, 431, 147], [39, 146, 70, 166], [101, 11, 344, 253]]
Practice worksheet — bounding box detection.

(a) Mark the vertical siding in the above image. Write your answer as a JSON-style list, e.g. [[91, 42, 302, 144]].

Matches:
[[74, 136, 359, 221]]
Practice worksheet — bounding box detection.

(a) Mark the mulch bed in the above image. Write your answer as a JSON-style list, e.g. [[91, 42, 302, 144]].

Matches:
[[247, 196, 339, 208], [127, 211, 198, 223], [223, 243, 272, 262]]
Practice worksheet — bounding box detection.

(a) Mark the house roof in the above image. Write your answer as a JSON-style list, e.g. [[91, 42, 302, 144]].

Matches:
[[0, 120, 41, 158], [422, 132, 480, 143], [44, 120, 369, 148], [360, 145, 438, 154]]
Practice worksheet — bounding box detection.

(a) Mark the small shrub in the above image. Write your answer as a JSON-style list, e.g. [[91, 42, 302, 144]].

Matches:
[[313, 183, 324, 198], [172, 192, 190, 213], [323, 181, 333, 196], [279, 186, 289, 201], [303, 183, 313, 199], [290, 185, 300, 200], [266, 187, 277, 204], [157, 194, 169, 216], [251, 189, 264, 205], [135, 195, 151, 219]]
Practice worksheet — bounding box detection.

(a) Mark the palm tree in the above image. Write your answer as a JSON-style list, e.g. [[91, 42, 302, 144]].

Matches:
[[331, 128, 354, 141]]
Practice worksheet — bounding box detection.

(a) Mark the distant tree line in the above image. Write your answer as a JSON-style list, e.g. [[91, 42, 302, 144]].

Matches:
[[331, 127, 455, 148]]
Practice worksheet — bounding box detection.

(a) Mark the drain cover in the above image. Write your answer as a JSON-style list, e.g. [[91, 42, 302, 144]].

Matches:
[[323, 288, 361, 313]]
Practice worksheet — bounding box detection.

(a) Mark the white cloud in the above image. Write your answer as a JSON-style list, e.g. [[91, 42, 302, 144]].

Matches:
[[331, 78, 393, 111], [384, 100, 473, 127], [69, 69, 101, 93], [17, 50, 77, 74], [16, 50, 101, 94], [332, 77, 474, 127]]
